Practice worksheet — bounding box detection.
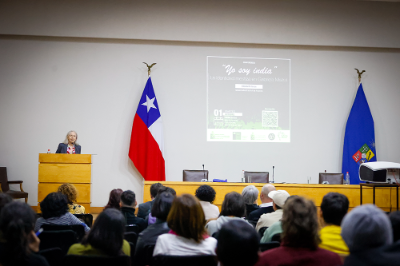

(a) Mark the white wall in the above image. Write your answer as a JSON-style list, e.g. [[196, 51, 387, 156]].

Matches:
[[0, 0, 400, 207]]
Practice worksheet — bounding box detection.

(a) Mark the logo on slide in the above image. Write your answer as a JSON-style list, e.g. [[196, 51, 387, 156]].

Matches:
[[268, 133, 275, 140], [352, 144, 375, 164]]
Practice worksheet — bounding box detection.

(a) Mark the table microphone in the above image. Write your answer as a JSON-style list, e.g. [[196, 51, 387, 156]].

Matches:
[[271, 166, 275, 183], [202, 164, 207, 181]]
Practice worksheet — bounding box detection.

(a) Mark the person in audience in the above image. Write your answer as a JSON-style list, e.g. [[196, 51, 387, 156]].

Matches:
[[0, 201, 50, 266], [255, 196, 342, 266], [0, 193, 12, 213], [153, 194, 217, 256], [147, 186, 176, 225], [319, 192, 349, 255], [260, 195, 296, 244], [206, 192, 248, 237], [57, 183, 85, 214], [242, 185, 260, 218], [256, 190, 290, 232], [196, 185, 220, 221], [217, 220, 260, 266], [138, 182, 164, 219], [248, 184, 276, 227], [68, 208, 130, 256], [104, 188, 124, 210], [120, 190, 147, 232], [341, 204, 400, 266], [134, 191, 175, 266], [35, 192, 90, 232], [389, 211, 400, 242]]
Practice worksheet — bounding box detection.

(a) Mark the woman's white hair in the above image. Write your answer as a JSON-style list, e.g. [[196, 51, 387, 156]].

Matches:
[[241, 185, 259, 204], [63, 130, 79, 145]]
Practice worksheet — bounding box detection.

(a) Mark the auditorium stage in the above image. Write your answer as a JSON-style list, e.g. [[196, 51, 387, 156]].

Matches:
[[144, 181, 399, 212]]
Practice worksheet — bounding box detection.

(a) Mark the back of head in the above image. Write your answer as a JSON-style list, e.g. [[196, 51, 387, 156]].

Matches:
[[120, 190, 136, 207], [320, 192, 349, 226], [40, 192, 69, 219], [341, 204, 392, 252], [105, 188, 123, 210], [151, 192, 175, 221], [83, 208, 126, 256], [389, 211, 400, 242], [0, 193, 12, 213], [217, 220, 259, 266], [167, 194, 206, 242], [261, 184, 276, 199], [241, 185, 259, 205], [220, 192, 246, 217], [0, 202, 36, 264], [195, 185, 216, 203], [281, 196, 320, 249], [57, 183, 78, 204], [150, 183, 164, 198], [157, 186, 177, 197]]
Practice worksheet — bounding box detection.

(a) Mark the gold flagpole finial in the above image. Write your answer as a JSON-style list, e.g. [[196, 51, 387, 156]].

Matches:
[[355, 68, 366, 83], [143, 62, 157, 77]]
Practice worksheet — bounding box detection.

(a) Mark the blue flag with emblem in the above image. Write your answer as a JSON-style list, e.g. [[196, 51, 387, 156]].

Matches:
[[342, 83, 377, 184]]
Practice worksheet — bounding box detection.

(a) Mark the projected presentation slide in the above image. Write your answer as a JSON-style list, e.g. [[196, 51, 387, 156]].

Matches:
[[207, 56, 291, 142]]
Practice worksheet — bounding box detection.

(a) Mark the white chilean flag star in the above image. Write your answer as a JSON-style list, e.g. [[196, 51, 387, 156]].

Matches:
[[142, 95, 157, 113]]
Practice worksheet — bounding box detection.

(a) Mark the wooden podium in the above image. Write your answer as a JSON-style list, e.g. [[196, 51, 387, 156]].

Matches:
[[38, 154, 92, 213]]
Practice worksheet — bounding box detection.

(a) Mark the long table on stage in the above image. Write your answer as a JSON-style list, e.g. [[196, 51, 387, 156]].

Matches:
[[144, 181, 399, 211]]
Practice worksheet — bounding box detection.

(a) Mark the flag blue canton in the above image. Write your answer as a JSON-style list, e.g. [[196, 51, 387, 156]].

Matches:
[[136, 78, 161, 128], [342, 83, 377, 184]]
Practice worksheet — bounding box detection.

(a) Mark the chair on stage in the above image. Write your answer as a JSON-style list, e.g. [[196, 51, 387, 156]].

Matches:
[[0, 167, 28, 203], [183, 170, 209, 182], [243, 171, 269, 183], [319, 173, 344, 185]]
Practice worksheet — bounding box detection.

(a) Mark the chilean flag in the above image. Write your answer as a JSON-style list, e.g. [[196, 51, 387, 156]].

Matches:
[[129, 78, 165, 181]]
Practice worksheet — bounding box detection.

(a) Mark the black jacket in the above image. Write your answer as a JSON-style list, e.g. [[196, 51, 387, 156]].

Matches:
[[137, 201, 154, 219], [55, 143, 81, 154], [344, 241, 400, 266], [134, 220, 170, 266], [245, 204, 259, 219], [247, 206, 274, 227], [120, 207, 147, 232]]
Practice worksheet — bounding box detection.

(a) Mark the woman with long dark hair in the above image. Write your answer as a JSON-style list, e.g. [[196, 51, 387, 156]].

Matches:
[[0, 202, 49, 266], [153, 194, 217, 256], [68, 208, 130, 256], [104, 188, 124, 210]]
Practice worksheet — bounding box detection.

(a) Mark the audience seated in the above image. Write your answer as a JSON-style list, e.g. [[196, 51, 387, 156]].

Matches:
[[256, 190, 290, 232], [58, 183, 85, 214], [120, 190, 147, 232], [216, 220, 260, 266], [153, 194, 217, 256], [147, 186, 176, 225], [255, 196, 341, 266], [0, 193, 12, 213], [138, 182, 164, 220], [134, 191, 175, 266], [68, 208, 130, 256], [341, 204, 399, 266], [195, 185, 220, 221], [104, 188, 124, 210], [242, 185, 260, 219], [389, 211, 400, 242], [35, 192, 90, 232], [206, 192, 249, 236], [248, 184, 276, 227], [0, 201, 50, 266], [319, 192, 349, 255]]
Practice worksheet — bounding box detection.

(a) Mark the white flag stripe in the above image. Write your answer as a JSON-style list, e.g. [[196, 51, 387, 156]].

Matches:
[[148, 117, 164, 156]]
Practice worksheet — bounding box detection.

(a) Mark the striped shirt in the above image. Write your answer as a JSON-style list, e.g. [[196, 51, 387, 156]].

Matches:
[[35, 212, 90, 232]]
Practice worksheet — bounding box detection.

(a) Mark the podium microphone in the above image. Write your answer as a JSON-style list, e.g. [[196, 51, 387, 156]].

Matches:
[[202, 164, 207, 181], [271, 166, 275, 183]]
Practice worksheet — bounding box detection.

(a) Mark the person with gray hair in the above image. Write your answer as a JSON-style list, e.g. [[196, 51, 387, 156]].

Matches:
[[341, 204, 400, 266], [248, 184, 276, 227], [56, 130, 81, 154], [242, 185, 260, 219]]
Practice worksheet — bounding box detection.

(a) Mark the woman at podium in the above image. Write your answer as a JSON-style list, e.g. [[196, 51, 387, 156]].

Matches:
[[56, 130, 81, 154]]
